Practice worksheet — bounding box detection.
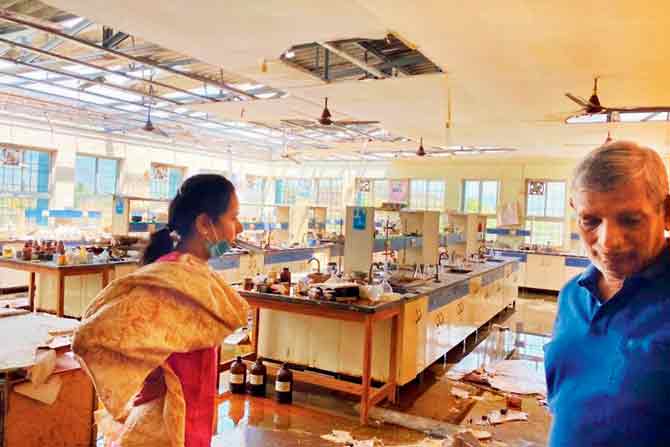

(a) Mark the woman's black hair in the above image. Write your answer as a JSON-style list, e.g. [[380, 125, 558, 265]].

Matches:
[[141, 174, 236, 265]]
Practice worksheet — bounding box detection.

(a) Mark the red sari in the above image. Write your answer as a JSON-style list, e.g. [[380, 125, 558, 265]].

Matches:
[[132, 252, 218, 447]]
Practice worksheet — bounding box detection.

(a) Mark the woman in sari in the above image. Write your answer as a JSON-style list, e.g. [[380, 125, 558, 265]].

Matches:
[[73, 174, 249, 447]]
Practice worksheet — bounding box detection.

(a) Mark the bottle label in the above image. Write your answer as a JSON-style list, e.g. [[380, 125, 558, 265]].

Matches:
[[249, 374, 264, 385], [275, 380, 291, 392], [230, 373, 245, 385]]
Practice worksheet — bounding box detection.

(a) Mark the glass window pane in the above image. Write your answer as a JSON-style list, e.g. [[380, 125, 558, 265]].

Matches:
[[427, 180, 445, 210], [97, 158, 118, 195], [463, 181, 480, 213], [525, 220, 564, 246], [481, 181, 498, 214], [526, 181, 546, 217], [546, 182, 566, 218], [410, 179, 426, 209], [373, 179, 389, 207]]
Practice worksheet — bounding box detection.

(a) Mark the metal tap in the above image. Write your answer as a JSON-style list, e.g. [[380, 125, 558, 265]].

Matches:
[[307, 257, 321, 273]]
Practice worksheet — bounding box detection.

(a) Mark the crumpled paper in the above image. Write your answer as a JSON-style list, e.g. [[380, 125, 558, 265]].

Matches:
[[14, 374, 62, 405]]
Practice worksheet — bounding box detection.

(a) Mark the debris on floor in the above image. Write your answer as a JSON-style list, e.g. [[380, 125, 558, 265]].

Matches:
[[320, 430, 451, 447], [457, 360, 547, 396], [475, 409, 528, 426], [450, 387, 471, 399], [457, 429, 492, 440]]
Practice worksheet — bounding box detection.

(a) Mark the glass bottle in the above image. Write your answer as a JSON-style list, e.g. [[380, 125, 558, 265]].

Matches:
[[275, 363, 293, 404], [229, 356, 247, 394], [248, 357, 267, 397]]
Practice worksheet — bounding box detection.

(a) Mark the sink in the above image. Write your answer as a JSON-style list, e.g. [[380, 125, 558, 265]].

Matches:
[[448, 268, 473, 274]]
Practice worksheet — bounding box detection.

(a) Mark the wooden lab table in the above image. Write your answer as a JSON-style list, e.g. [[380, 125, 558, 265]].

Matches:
[[0, 258, 134, 317], [233, 291, 402, 425]]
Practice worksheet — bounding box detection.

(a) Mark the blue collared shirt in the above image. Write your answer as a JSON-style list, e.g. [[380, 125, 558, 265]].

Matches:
[[545, 247, 670, 447]]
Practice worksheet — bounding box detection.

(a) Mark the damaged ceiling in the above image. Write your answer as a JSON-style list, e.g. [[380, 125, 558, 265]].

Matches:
[[4, 0, 670, 160]]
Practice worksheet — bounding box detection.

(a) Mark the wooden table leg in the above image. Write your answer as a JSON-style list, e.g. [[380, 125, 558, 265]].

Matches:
[[388, 314, 399, 404], [360, 315, 373, 425], [252, 307, 260, 355], [57, 272, 65, 317], [29, 272, 36, 311], [101, 268, 110, 288]]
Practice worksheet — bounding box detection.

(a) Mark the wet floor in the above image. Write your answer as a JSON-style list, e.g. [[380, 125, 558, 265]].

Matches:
[[100, 293, 558, 446]]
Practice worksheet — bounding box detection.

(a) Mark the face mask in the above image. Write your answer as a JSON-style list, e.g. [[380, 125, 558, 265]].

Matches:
[[206, 222, 231, 258]]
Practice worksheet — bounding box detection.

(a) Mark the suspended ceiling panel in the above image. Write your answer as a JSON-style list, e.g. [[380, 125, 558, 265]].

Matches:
[[42, 0, 387, 70]]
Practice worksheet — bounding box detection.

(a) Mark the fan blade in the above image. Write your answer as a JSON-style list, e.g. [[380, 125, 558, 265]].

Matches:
[[565, 93, 589, 108], [603, 106, 670, 114], [153, 127, 170, 138], [333, 120, 380, 126]]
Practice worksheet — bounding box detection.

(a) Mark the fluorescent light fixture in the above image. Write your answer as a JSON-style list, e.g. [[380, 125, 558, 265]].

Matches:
[[430, 152, 452, 157], [284, 50, 296, 59], [86, 85, 142, 102], [452, 150, 481, 155], [174, 107, 189, 114], [62, 64, 101, 75], [566, 114, 608, 124]]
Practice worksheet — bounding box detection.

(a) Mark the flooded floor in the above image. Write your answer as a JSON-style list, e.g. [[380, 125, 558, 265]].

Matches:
[[213, 292, 558, 446]]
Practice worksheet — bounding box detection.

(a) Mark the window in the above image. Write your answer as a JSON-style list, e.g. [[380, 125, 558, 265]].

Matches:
[[0, 147, 50, 193], [274, 178, 315, 205], [75, 155, 118, 197], [355, 178, 408, 207], [525, 180, 567, 246], [461, 180, 499, 214], [240, 175, 269, 204], [316, 178, 343, 208], [410, 179, 445, 210], [150, 164, 184, 199], [0, 148, 50, 232]]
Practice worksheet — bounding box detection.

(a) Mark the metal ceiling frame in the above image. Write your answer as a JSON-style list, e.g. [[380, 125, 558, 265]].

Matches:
[[0, 9, 256, 99], [0, 35, 221, 103]]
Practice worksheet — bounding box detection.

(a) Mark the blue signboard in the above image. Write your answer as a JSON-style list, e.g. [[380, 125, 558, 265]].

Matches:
[[353, 207, 367, 231]]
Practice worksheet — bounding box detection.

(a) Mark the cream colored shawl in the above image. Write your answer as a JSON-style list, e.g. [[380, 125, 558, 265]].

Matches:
[[72, 254, 248, 447]]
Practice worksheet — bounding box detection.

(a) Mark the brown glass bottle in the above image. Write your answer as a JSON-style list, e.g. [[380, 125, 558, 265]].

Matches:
[[57, 241, 65, 255], [229, 356, 247, 394], [275, 363, 293, 404], [248, 357, 267, 397], [279, 267, 291, 284]]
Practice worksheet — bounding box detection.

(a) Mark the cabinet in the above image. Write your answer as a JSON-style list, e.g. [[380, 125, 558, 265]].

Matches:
[[398, 296, 428, 385], [525, 254, 565, 291]]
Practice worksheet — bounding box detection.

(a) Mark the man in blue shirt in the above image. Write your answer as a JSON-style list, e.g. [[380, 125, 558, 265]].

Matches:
[[546, 140, 670, 447]]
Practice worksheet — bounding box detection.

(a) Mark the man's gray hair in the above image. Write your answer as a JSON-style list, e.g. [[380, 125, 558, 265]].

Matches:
[[571, 140, 669, 204]]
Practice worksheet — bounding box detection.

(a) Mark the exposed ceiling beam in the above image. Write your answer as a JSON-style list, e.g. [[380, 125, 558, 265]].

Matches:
[[0, 9, 256, 99], [356, 41, 411, 76], [101, 28, 129, 49], [22, 18, 93, 63], [279, 54, 327, 84], [330, 54, 426, 80], [316, 41, 387, 79], [0, 52, 185, 105], [0, 36, 222, 103]]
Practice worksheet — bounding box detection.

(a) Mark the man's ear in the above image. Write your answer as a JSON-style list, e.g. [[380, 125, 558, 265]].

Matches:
[[569, 197, 576, 212]]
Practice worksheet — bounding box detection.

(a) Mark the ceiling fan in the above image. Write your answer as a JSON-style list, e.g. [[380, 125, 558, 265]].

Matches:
[[140, 104, 170, 138], [282, 97, 380, 128], [566, 77, 670, 116]]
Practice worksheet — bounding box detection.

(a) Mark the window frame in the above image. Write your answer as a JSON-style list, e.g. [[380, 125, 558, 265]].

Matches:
[[524, 179, 568, 247], [461, 179, 500, 215], [75, 153, 120, 197], [410, 179, 446, 211], [150, 163, 185, 200]]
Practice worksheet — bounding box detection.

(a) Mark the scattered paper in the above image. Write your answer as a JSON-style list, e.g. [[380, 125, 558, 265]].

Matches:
[[321, 430, 355, 444], [453, 431, 482, 447], [476, 410, 528, 426], [28, 349, 56, 385], [14, 374, 62, 405], [487, 360, 547, 396], [223, 328, 250, 345], [46, 335, 72, 350], [450, 387, 471, 399], [458, 429, 491, 440]]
